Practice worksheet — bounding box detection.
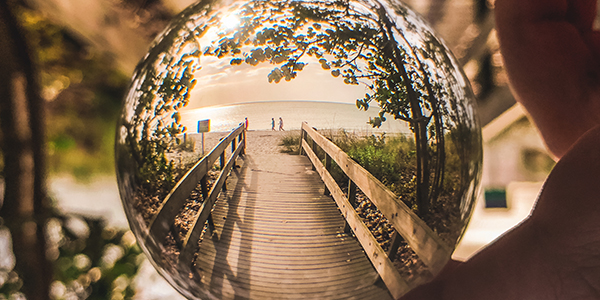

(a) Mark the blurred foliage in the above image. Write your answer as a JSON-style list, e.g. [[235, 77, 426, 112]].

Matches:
[[0, 2, 148, 300], [171, 136, 195, 153], [14, 2, 129, 180], [0, 211, 143, 300]]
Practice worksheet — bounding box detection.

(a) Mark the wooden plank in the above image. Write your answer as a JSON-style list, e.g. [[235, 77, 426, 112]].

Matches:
[[178, 136, 245, 267], [146, 124, 244, 246], [303, 140, 411, 299], [193, 153, 393, 300], [302, 123, 452, 274]]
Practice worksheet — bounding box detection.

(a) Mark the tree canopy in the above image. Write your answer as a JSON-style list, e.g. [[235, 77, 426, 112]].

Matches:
[[197, 0, 480, 216]]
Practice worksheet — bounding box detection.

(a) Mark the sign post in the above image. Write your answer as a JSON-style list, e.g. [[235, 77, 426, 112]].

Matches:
[[198, 119, 210, 156]]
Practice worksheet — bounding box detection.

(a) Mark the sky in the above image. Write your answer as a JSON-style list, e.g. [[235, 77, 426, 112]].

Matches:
[[185, 55, 369, 110], [180, 2, 371, 111]]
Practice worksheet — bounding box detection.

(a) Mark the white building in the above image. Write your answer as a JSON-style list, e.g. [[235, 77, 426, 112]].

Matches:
[[454, 104, 555, 260]]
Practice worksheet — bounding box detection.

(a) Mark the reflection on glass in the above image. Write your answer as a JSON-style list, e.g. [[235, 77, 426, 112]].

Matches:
[[115, 0, 482, 299]]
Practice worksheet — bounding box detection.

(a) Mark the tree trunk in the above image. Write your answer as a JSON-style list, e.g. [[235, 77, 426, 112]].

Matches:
[[395, 28, 446, 211], [376, 4, 431, 216], [424, 79, 445, 206], [0, 2, 51, 299]]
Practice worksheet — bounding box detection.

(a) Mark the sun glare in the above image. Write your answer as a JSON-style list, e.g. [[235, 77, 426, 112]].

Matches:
[[221, 14, 239, 29]]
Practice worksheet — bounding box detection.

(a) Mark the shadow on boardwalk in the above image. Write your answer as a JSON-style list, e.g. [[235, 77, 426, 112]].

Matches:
[[193, 153, 392, 299]]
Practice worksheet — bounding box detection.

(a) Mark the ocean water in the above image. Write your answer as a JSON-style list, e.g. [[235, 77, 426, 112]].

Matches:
[[180, 101, 410, 134]]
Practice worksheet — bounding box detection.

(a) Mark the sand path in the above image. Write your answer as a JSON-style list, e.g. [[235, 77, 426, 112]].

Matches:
[[189, 130, 299, 156]]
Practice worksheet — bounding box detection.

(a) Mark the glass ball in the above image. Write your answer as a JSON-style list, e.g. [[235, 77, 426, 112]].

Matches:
[[115, 0, 482, 299]]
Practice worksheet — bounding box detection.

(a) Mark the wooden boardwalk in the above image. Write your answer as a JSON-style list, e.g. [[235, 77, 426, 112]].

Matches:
[[193, 153, 393, 300]]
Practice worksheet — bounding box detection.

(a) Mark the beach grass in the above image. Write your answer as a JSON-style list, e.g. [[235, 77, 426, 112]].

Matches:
[[279, 132, 302, 154]]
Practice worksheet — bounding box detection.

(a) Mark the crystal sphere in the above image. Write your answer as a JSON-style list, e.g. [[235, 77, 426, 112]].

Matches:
[[116, 0, 482, 299]]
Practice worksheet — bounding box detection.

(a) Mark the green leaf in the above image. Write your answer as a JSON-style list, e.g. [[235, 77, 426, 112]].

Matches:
[[294, 62, 305, 71], [268, 68, 284, 83], [172, 112, 181, 123]]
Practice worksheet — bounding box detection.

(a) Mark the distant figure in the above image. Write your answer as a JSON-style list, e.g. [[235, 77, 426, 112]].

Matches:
[[278, 117, 284, 131], [244, 117, 248, 130], [271, 118, 276, 131]]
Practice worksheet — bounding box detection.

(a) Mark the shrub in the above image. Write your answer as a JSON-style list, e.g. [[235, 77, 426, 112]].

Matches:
[[328, 131, 417, 199], [172, 135, 195, 152], [279, 132, 301, 154]]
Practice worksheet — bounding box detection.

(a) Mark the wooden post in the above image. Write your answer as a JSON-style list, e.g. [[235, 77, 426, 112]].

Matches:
[[200, 175, 209, 202], [231, 135, 237, 156], [386, 231, 402, 261], [241, 129, 246, 155], [220, 152, 226, 191], [311, 139, 317, 171], [298, 129, 305, 155], [200, 176, 216, 235], [344, 222, 352, 234], [348, 180, 357, 207], [201, 132, 205, 157], [344, 180, 357, 234], [324, 154, 331, 196]]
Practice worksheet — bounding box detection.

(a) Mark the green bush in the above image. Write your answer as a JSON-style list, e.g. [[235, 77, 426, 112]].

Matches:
[[279, 132, 301, 154], [136, 139, 178, 196], [328, 131, 417, 199], [172, 136, 195, 152]]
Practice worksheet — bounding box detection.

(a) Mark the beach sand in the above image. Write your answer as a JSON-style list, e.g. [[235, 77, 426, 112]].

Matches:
[[188, 129, 300, 156]]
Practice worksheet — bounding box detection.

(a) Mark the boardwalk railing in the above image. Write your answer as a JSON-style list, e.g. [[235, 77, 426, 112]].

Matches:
[[299, 122, 452, 298], [145, 123, 246, 269]]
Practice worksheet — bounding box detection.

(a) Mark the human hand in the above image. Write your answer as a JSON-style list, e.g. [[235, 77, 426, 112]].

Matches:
[[400, 0, 600, 299], [401, 125, 600, 299], [496, 0, 600, 159]]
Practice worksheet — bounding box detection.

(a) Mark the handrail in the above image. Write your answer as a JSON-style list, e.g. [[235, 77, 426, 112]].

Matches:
[[300, 122, 452, 298], [145, 123, 246, 265]]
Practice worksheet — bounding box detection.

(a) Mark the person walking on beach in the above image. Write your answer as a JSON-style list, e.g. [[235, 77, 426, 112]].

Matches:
[[278, 117, 284, 131], [271, 118, 276, 131], [244, 117, 248, 130]]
